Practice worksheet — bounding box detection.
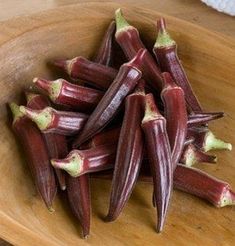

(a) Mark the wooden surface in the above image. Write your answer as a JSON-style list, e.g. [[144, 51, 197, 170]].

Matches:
[[0, 0, 235, 38], [0, 2, 235, 246]]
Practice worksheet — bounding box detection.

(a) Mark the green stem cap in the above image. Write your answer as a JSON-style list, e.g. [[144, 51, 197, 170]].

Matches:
[[115, 8, 131, 34], [154, 17, 176, 48]]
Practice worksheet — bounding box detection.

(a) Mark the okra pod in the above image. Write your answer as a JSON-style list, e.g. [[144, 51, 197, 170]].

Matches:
[[72, 51, 142, 148], [26, 92, 67, 190], [33, 78, 104, 112], [53, 56, 117, 90], [51, 144, 116, 177], [106, 84, 145, 221], [142, 94, 173, 232], [93, 21, 116, 66], [115, 9, 162, 91], [174, 164, 235, 207], [66, 174, 91, 238], [10, 103, 57, 211], [187, 126, 232, 152], [19, 106, 88, 136], [161, 72, 187, 170], [187, 111, 224, 126], [153, 18, 202, 112], [180, 144, 217, 167]]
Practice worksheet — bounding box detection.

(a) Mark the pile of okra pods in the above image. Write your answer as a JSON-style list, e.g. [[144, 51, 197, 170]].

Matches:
[[10, 9, 234, 238]]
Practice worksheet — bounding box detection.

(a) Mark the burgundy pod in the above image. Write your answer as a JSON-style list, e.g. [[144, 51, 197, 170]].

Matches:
[[141, 94, 173, 232], [66, 174, 91, 238], [81, 126, 121, 149], [51, 144, 117, 177], [161, 72, 187, 170], [106, 84, 145, 221], [53, 56, 118, 90], [174, 164, 235, 207], [20, 106, 88, 136], [72, 51, 142, 148], [93, 21, 116, 66], [33, 78, 104, 112], [115, 9, 162, 91], [10, 103, 57, 211], [153, 18, 202, 112], [26, 92, 67, 190]]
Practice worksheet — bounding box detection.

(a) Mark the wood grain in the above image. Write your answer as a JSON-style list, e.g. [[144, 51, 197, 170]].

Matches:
[[0, 2, 235, 246]]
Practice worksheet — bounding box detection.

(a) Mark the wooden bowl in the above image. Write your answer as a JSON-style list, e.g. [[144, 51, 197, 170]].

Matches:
[[0, 3, 235, 245]]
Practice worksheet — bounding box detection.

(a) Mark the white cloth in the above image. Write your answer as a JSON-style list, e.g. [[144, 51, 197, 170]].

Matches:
[[202, 0, 235, 16]]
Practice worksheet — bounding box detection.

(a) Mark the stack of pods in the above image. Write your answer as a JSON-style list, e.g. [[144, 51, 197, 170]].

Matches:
[[9, 9, 234, 239]]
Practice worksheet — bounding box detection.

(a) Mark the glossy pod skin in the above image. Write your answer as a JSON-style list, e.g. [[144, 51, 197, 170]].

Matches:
[[174, 164, 235, 208], [66, 174, 91, 238], [161, 72, 187, 170], [53, 56, 118, 90], [33, 78, 104, 112], [72, 51, 142, 148], [9, 103, 57, 211], [93, 21, 116, 66], [115, 9, 162, 91], [106, 84, 145, 222], [51, 144, 117, 177], [26, 93, 67, 190], [19, 106, 88, 136], [81, 126, 121, 149], [180, 143, 217, 167], [153, 18, 202, 112], [187, 126, 232, 152], [141, 94, 173, 233]]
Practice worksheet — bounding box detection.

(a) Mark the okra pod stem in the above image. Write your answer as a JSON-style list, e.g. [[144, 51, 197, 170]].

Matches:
[[106, 85, 145, 221], [53, 56, 118, 90], [26, 92, 67, 190], [180, 144, 217, 167], [93, 21, 116, 66], [142, 94, 173, 232], [51, 144, 116, 177], [161, 72, 187, 170], [115, 9, 162, 91], [187, 126, 232, 152], [19, 106, 88, 136], [66, 174, 91, 238], [72, 50, 142, 148], [33, 78, 104, 112], [153, 18, 202, 112], [10, 103, 57, 211]]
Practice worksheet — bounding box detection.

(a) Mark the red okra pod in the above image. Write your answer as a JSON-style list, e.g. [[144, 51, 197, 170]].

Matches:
[[33, 78, 104, 112], [10, 103, 57, 211], [72, 51, 142, 148], [153, 18, 202, 112], [180, 143, 217, 167], [81, 126, 121, 149], [187, 111, 224, 127], [53, 56, 118, 90], [26, 92, 67, 190], [174, 164, 235, 207], [19, 106, 88, 136], [106, 84, 145, 221], [115, 9, 162, 91], [187, 126, 232, 152], [93, 21, 116, 66], [141, 94, 173, 232], [51, 144, 117, 177], [66, 174, 91, 238], [161, 72, 187, 170]]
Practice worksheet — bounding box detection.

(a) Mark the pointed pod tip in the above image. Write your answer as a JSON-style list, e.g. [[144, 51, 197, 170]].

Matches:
[[48, 206, 55, 213], [115, 8, 131, 34]]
